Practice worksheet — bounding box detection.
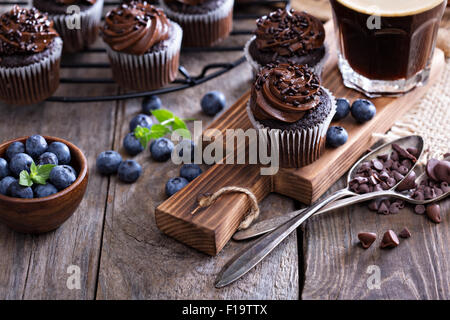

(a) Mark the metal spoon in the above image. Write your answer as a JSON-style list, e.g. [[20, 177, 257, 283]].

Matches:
[[215, 135, 424, 288], [233, 162, 449, 240]]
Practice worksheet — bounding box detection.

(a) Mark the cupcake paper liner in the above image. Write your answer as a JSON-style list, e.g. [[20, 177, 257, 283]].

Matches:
[[105, 22, 182, 91], [0, 37, 63, 106], [160, 0, 234, 47], [246, 87, 336, 168], [49, 0, 104, 53], [244, 35, 329, 79]]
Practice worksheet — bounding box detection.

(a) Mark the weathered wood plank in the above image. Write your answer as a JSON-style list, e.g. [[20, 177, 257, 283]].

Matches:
[[0, 32, 116, 299], [301, 176, 450, 300], [96, 18, 299, 299]]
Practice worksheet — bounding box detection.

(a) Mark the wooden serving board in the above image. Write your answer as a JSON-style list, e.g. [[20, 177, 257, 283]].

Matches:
[[155, 21, 446, 256]]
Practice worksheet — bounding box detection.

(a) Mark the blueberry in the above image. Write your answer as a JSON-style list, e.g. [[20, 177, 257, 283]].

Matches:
[[0, 176, 16, 195], [180, 164, 202, 182], [8, 181, 33, 199], [117, 160, 142, 183], [351, 99, 376, 123], [62, 165, 77, 177], [6, 141, 25, 161], [326, 126, 348, 147], [129, 114, 153, 132], [165, 177, 189, 197], [34, 183, 58, 198], [38, 152, 58, 165], [178, 140, 196, 162], [96, 151, 122, 175], [150, 137, 174, 162], [48, 142, 71, 165], [26, 135, 48, 158], [333, 98, 351, 121], [142, 95, 162, 114], [0, 158, 9, 179], [9, 153, 33, 177], [123, 133, 144, 156], [49, 165, 77, 190], [201, 91, 226, 116]]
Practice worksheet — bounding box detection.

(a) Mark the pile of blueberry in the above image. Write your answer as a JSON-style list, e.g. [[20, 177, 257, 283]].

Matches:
[[326, 98, 377, 148], [0, 135, 76, 199]]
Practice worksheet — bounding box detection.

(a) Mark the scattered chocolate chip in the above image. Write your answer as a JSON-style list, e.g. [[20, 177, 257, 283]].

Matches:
[[378, 201, 389, 215], [380, 230, 400, 248], [414, 204, 426, 215], [389, 202, 400, 214], [426, 204, 441, 223], [398, 227, 411, 239], [358, 232, 377, 249], [434, 160, 450, 184], [368, 199, 381, 211]]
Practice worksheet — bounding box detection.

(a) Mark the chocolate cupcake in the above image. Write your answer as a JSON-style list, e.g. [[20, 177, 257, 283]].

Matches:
[[245, 9, 327, 77], [33, 0, 104, 53], [160, 0, 234, 47], [0, 6, 62, 105], [101, 1, 182, 91], [247, 62, 336, 168]]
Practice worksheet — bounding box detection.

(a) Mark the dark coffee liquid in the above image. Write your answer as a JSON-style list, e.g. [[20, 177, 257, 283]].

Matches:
[[330, 0, 446, 80]]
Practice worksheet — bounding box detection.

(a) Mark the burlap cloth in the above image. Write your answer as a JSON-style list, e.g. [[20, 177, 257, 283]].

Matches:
[[292, 1, 450, 160]]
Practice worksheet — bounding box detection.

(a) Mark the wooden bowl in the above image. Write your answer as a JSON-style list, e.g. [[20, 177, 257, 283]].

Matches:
[[0, 136, 88, 233]]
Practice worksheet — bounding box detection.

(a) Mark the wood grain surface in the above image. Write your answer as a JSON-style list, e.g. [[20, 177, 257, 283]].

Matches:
[[0, 0, 447, 300]]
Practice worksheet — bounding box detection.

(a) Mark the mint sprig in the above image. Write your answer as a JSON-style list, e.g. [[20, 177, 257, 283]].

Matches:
[[19, 162, 56, 187], [134, 109, 192, 148]]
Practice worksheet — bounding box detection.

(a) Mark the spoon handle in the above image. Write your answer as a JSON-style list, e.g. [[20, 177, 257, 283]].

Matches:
[[233, 189, 401, 241], [215, 188, 353, 288]]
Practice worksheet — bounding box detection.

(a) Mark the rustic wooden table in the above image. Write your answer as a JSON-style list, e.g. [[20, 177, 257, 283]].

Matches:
[[0, 1, 448, 300]]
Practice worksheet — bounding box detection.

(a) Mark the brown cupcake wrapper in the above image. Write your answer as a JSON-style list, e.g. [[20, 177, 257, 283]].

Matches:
[[49, 0, 104, 53], [244, 35, 329, 79], [105, 22, 182, 91], [160, 0, 234, 47], [0, 37, 62, 106], [246, 87, 336, 168]]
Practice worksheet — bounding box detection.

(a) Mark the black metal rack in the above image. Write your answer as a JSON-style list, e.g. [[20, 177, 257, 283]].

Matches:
[[0, 0, 289, 102]]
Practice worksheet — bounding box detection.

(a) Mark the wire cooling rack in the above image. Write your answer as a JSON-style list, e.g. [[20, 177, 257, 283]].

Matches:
[[0, 0, 289, 102]]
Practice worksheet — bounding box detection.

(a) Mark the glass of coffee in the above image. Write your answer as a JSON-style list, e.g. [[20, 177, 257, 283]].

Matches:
[[330, 0, 447, 97]]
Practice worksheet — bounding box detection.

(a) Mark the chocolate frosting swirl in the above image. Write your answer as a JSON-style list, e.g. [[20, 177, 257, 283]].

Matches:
[[101, 1, 171, 55], [250, 62, 322, 123], [55, 0, 96, 5], [0, 6, 59, 56], [254, 9, 325, 58]]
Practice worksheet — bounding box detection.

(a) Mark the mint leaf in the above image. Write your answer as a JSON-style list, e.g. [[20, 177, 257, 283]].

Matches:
[[30, 161, 38, 175], [19, 170, 33, 187], [172, 116, 188, 131], [173, 129, 191, 140], [149, 124, 171, 139], [134, 126, 152, 148], [34, 164, 56, 184], [151, 109, 174, 123]]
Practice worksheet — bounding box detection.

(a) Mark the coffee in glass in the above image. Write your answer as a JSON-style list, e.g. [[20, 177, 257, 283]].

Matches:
[[330, 0, 447, 97]]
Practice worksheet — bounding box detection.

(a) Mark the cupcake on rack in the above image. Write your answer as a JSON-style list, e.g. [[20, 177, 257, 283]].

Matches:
[[247, 62, 336, 168], [0, 6, 63, 105], [33, 0, 104, 53], [101, 1, 182, 91], [245, 9, 327, 77], [159, 0, 234, 47]]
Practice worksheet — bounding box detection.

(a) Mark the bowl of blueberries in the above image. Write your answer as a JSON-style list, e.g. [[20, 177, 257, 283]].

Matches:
[[0, 135, 88, 233]]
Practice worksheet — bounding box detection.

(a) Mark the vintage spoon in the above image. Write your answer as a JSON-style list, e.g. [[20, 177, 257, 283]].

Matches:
[[215, 135, 424, 288], [233, 162, 449, 241]]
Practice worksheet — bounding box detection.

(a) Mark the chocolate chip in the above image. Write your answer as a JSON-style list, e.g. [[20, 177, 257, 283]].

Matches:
[[413, 191, 424, 201], [396, 171, 416, 191], [379, 171, 390, 181], [368, 176, 378, 185], [406, 147, 419, 157], [392, 143, 417, 162], [383, 159, 393, 169], [358, 184, 370, 194], [386, 177, 396, 188], [414, 204, 426, 215], [373, 184, 383, 192], [378, 201, 389, 215], [434, 160, 450, 184], [426, 159, 439, 181], [380, 230, 400, 248], [392, 171, 405, 182], [358, 232, 377, 249], [391, 150, 399, 161], [389, 202, 400, 214], [372, 159, 384, 171], [397, 165, 409, 175], [426, 204, 441, 223], [377, 154, 388, 161], [368, 199, 381, 211], [399, 227, 411, 239], [401, 159, 412, 170]]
